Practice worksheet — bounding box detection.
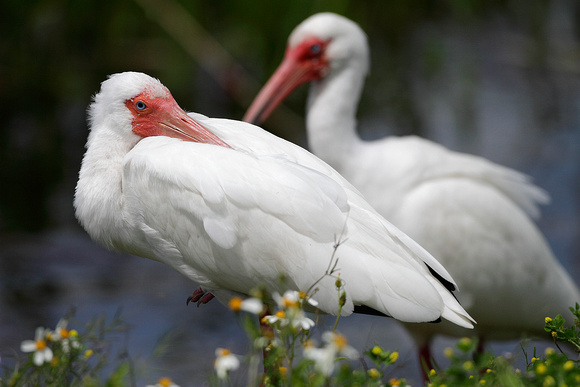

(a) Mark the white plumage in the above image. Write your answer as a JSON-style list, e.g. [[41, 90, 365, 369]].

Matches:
[[244, 12, 580, 357], [74, 71, 475, 328]]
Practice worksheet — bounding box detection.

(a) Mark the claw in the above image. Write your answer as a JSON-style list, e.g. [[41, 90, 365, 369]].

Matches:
[[187, 287, 215, 307]]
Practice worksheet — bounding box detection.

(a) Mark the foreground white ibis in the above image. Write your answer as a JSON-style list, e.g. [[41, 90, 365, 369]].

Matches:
[[74, 72, 476, 329], [244, 12, 580, 369]]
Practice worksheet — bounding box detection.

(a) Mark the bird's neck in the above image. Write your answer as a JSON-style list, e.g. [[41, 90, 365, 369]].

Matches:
[[74, 127, 135, 249], [305, 64, 364, 171]]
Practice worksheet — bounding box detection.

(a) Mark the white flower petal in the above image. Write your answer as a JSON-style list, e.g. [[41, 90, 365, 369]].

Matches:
[[241, 298, 263, 314], [215, 354, 240, 379], [307, 297, 319, 307], [20, 340, 37, 353], [340, 345, 359, 359], [43, 348, 53, 362], [33, 351, 44, 366], [34, 327, 45, 341]]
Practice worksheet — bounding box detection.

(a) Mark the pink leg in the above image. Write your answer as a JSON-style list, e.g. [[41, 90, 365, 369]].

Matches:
[[186, 287, 215, 307]]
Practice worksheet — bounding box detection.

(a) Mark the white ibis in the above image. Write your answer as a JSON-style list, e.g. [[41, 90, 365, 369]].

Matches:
[[244, 12, 580, 369], [74, 72, 476, 330]]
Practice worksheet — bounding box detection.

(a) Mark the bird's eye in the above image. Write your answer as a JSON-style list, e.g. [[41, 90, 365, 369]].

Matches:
[[135, 101, 147, 110], [310, 44, 321, 55]]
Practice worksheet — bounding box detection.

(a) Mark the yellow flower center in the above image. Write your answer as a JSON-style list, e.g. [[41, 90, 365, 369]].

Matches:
[[36, 339, 47, 350], [332, 334, 348, 350], [389, 378, 401, 386], [59, 329, 70, 339], [283, 298, 298, 309], [217, 348, 232, 357], [275, 310, 286, 319], [228, 297, 243, 311], [158, 377, 173, 387]]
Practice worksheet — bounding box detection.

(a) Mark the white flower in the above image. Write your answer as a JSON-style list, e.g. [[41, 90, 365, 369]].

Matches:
[[50, 319, 80, 352], [293, 314, 315, 330], [303, 332, 358, 376], [228, 296, 264, 315], [262, 310, 289, 326], [20, 327, 53, 366], [214, 348, 240, 380], [262, 308, 315, 332], [303, 345, 336, 376], [146, 377, 180, 387], [273, 290, 318, 309]]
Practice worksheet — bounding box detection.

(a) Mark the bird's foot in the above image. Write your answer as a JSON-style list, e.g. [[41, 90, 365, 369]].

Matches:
[[186, 287, 215, 307]]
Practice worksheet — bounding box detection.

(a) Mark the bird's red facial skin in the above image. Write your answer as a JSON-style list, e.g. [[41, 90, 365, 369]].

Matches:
[[125, 89, 230, 148], [286, 37, 331, 82], [243, 37, 331, 124]]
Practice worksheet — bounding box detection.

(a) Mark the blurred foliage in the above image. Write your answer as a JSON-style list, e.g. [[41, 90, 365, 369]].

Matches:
[[0, 0, 568, 232]]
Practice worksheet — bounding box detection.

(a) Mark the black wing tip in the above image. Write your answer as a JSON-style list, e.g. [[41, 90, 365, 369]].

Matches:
[[353, 305, 442, 324], [426, 264, 456, 293]]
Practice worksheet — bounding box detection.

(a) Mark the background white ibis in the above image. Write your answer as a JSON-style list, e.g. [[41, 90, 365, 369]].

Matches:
[[74, 72, 476, 329], [244, 12, 580, 367]]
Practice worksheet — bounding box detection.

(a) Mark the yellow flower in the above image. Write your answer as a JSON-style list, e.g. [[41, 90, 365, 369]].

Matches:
[[463, 361, 474, 371], [542, 375, 555, 387], [545, 317, 552, 324], [536, 363, 547, 375], [458, 337, 472, 347], [479, 380, 486, 385], [389, 378, 401, 386], [368, 368, 380, 379], [531, 357, 540, 363], [444, 347, 454, 358], [544, 347, 555, 356], [389, 351, 399, 363], [429, 369, 437, 376], [84, 349, 94, 360], [563, 360, 574, 371], [371, 345, 382, 356], [279, 366, 288, 376], [551, 331, 558, 339]]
